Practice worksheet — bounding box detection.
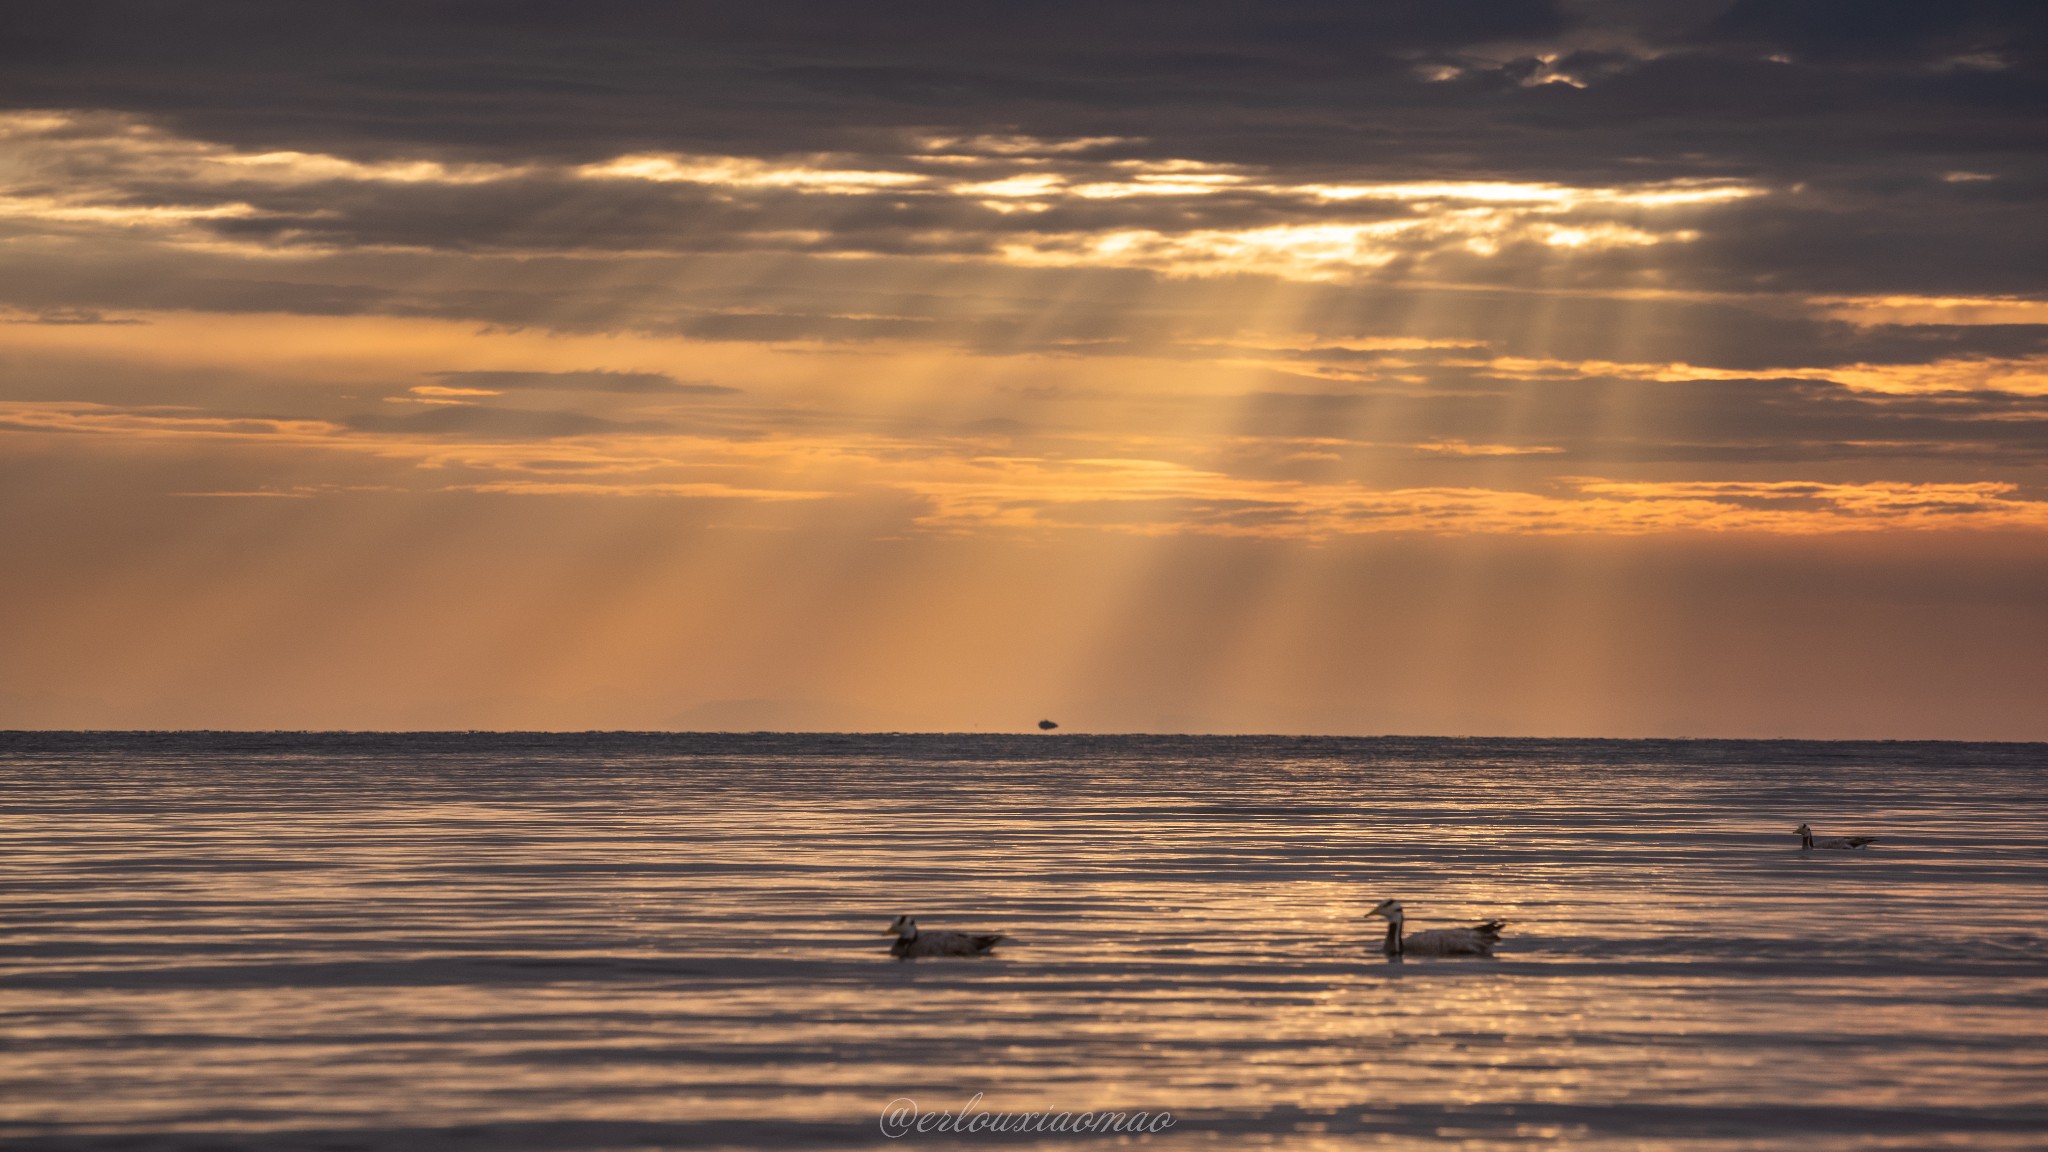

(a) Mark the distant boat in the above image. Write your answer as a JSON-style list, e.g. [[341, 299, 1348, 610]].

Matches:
[[1037, 719, 1058, 731]]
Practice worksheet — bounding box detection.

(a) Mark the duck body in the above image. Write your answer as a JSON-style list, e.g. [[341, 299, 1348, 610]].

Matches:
[[887, 915, 1005, 958], [1366, 900, 1505, 957], [1797, 823, 1877, 850], [1395, 922, 1508, 956]]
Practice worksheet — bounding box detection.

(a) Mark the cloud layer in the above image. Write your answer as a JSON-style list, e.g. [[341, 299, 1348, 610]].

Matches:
[[1, 3, 2044, 733]]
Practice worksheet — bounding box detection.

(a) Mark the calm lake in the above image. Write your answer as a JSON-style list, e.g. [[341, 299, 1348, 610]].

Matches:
[[3, 732, 2044, 1150]]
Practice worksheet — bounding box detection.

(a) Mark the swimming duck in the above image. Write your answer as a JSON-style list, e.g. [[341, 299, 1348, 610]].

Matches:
[[1365, 899, 1506, 957], [1797, 823, 1877, 850], [887, 915, 1006, 958]]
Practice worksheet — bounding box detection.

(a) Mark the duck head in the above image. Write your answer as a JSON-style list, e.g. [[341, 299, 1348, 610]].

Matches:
[[886, 915, 917, 938], [1794, 824, 1813, 835], [1364, 899, 1404, 921]]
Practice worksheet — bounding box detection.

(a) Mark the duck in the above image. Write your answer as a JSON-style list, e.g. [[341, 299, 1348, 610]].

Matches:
[[886, 915, 1006, 959], [1364, 899, 1506, 957], [1796, 823, 1877, 850]]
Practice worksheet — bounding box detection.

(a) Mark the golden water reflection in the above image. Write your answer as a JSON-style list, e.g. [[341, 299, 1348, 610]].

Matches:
[[2, 734, 2044, 1149]]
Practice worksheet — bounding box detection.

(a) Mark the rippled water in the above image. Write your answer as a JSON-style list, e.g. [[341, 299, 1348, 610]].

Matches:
[[2, 732, 2044, 1150]]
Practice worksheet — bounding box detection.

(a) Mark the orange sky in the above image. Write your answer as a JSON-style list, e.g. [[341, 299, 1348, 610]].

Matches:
[[3, 36, 2046, 737]]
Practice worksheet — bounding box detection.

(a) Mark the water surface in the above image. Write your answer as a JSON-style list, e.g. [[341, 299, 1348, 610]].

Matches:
[[3, 733, 2044, 1150]]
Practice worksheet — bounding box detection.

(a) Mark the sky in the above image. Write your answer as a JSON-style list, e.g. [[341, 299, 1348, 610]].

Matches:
[[1, 1, 2045, 737]]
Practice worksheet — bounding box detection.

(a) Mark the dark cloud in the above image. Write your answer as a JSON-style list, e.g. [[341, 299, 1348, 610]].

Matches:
[[0, 256, 399, 317], [1676, 183, 2048, 298], [1235, 377, 2048, 466], [4, 307, 143, 326], [1039, 495, 1311, 530], [2, 4, 2043, 429], [430, 370, 736, 395], [4, 227, 2042, 376], [0, 2, 1553, 163], [2, 1, 2039, 185], [343, 406, 670, 438], [1701, 0, 2048, 64], [3, 0, 2042, 311]]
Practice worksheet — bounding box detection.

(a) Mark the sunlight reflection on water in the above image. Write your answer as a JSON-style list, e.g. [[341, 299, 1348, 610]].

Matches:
[[2, 733, 2044, 1150]]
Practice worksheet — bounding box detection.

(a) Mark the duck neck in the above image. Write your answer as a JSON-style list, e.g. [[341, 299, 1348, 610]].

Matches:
[[1800, 831, 1813, 850], [1384, 915, 1403, 955]]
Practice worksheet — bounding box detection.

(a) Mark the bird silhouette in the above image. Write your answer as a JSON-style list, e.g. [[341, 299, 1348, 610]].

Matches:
[[886, 915, 1006, 958], [1365, 899, 1506, 957], [1797, 823, 1878, 850]]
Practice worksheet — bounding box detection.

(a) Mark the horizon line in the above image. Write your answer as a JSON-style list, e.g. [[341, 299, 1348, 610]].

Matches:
[[1, 729, 2041, 746]]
